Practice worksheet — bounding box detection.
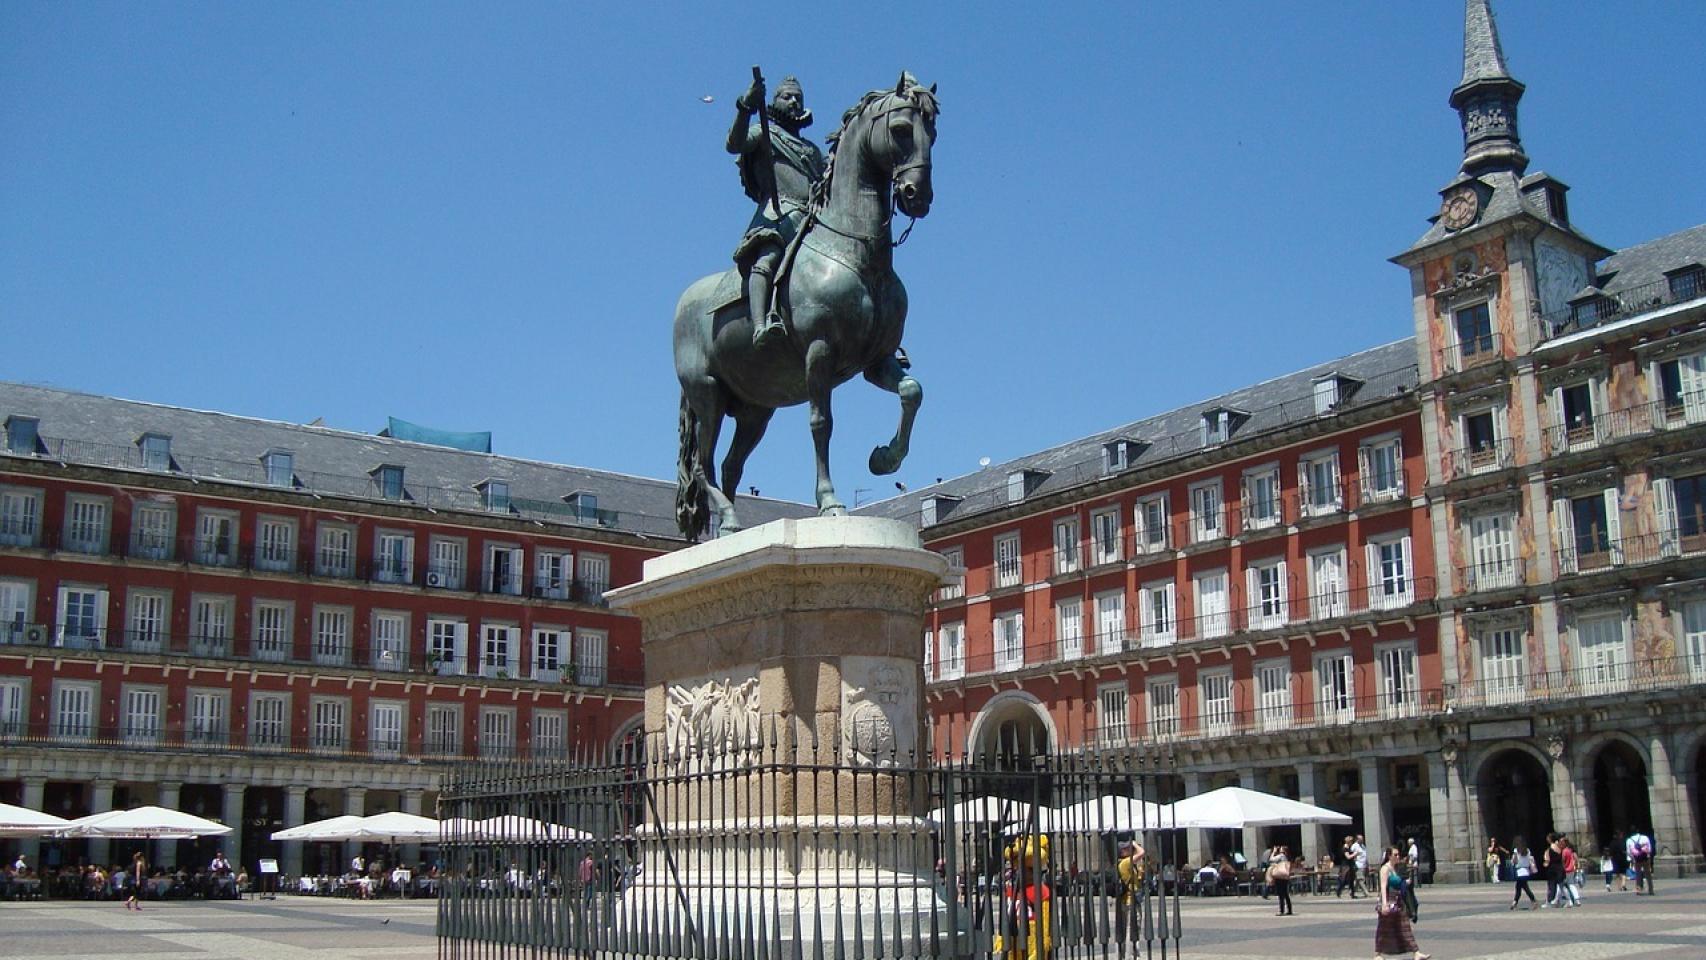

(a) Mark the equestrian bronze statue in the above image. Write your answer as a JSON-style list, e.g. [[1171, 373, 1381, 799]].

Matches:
[[673, 71, 939, 540]]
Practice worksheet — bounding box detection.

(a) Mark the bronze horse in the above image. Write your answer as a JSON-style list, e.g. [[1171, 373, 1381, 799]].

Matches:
[[674, 73, 938, 539]]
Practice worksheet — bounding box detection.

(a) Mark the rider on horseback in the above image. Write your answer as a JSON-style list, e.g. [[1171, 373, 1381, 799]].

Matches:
[[727, 74, 826, 350]]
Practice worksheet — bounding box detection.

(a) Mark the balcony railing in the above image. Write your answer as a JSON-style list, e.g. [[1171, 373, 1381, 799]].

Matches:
[[1464, 557, 1527, 592], [1538, 275, 1706, 342], [1447, 654, 1705, 709], [1542, 391, 1706, 455], [1445, 438, 1515, 479], [1438, 332, 1504, 376], [1557, 529, 1705, 576]]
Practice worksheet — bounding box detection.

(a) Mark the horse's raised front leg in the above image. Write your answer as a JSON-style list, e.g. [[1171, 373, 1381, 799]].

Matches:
[[805, 340, 846, 516], [719, 407, 774, 528], [863, 354, 922, 476]]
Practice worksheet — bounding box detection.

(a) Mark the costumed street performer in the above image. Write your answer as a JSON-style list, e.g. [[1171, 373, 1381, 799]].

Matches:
[[994, 834, 1054, 960], [726, 72, 826, 350]]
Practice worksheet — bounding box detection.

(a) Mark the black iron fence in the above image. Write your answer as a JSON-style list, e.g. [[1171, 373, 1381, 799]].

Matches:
[[439, 734, 1184, 960], [1537, 274, 1706, 342]]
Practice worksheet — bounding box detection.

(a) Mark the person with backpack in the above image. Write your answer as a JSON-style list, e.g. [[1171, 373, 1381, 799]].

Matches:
[[1624, 826, 1654, 895]]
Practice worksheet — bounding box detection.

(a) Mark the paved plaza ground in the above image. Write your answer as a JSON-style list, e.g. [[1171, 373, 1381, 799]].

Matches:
[[1, 880, 1702, 959]]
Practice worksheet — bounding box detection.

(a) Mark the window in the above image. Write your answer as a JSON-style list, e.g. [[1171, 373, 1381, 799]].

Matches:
[[486, 544, 524, 595], [370, 701, 404, 757], [565, 491, 599, 521], [576, 552, 609, 602], [316, 524, 354, 578], [480, 707, 517, 758], [1469, 511, 1517, 589], [533, 710, 568, 760], [131, 503, 174, 560], [1138, 579, 1175, 647], [254, 600, 293, 662], [428, 537, 466, 590], [534, 549, 571, 599], [0, 679, 23, 736], [373, 612, 406, 670], [428, 619, 467, 675], [1055, 599, 1083, 660], [1246, 558, 1288, 629], [1315, 652, 1355, 724], [1554, 489, 1619, 574], [1309, 548, 1347, 619], [1146, 677, 1178, 740], [939, 621, 965, 679], [576, 629, 607, 686], [1097, 682, 1130, 746], [993, 533, 1021, 588], [1299, 451, 1342, 517], [311, 698, 348, 751], [1667, 265, 1706, 302], [1007, 471, 1026, 504], [139, 434, 171, 471], [0, 580, 32, 645], [54, 682, 96, 740], [1366, 535, 1414, 610], [1256, 660, 1291, 732], [1377, 643, 1419, 719], [1556, 380, 1599, 449], [1460, 408, 1505, 472], [1576, 613, 1629, 694], [1093, 591, 1125, 654], [1090, 508, 1122, 565], [0, 486, 42, 546], [55, 585, 107, 649], [190, 594, 233, 657], [375, 465, 405, 500], [1656, 473, 1706, 556], [1103, 439, 1142, 474], [1201, 409, 1233, 446], [482, 479, 511, 513], [122, 687, 163, 744], [426, 704, 461, 756], [1313, 377, 1341, 415], [374, 531, 414, 584], [1480, 626, 1525, 704], [195, 510, 237, 567], [251, 694, 288, 748], [1052, 516, 1080, 575], [1200, 670, 1233, 736], [188, 690, 228, 745], [263, 451, 294, 487], [255, 517, 295, 572], [1135, 494, 1169, 554], [482, 623, 517, 678], [532, 627, 564, 679], [1189, 480, 1222, 543], [923, 629, 934, 679], [1242, 465, 1282, 531], [993, 610, 1024, 672], [921, 495, 961, 527], [1193, 569, 1229, 639], [303, 606, 346, 664], [1654, 351, 1706, 425], [1453, 301, 1493, 360], [5, 416, 39, 455], [1682, 599, 1706, 682], [937, 547, 964, 600], [63, 496, 109, 554], [1359, 437, 1404, 503]]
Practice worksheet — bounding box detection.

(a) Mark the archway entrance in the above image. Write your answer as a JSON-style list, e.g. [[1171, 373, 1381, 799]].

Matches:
[[969, 696, 1054, 801], [1478, 749, 1552, 851], [1590, 741, 1651, 852]]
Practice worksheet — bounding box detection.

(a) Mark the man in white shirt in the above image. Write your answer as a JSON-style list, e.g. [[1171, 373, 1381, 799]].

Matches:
[[1351, 836, 1369, 896], [351, 854, 365, 875]]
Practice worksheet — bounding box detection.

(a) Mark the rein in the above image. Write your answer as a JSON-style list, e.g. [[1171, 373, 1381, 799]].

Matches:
[[810, 93, 930, 249]]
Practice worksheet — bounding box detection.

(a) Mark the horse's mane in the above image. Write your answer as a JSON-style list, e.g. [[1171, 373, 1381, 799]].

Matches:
[[816, 80, 940, 204]]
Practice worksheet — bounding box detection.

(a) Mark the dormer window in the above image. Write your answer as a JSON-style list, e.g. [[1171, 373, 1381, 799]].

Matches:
[[1667, 265, 1705, 303], [262, 450, 294, 487], [1103, 439, 1144, 474], [480, 479, 512, 514], [1312, 374, 1362, 415], [1568, 290, 1615, 327], [921, 494, 962, 527], [139, 434, 172, 471], [1200, 408, 1240, 446], [564, 491, 598, 521], [1006, 469, 1050, 503], [374, 464, 405, 500], [5, 416, 39, 455]]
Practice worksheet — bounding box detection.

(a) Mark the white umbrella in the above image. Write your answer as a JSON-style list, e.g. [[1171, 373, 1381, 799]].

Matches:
[[472, 815, 593, 841], [1049, 795, 1173, 833], [271, 815, 365, 842], [1168, 787, 1352, 829], [0, 802, 70, 838], [59, 806, 231, 839], [927, 795, 1037, 829], [345, 811, 441, 843]]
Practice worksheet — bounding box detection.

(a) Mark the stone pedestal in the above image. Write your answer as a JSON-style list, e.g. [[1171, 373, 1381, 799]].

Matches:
[[606, 517, 954, 956]]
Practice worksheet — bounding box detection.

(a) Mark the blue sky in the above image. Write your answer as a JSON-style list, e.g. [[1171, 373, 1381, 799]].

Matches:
[[4, 1, 1704, 508]]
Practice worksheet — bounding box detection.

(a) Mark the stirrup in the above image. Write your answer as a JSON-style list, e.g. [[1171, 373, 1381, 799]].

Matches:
[[753, 314, 788, 347]]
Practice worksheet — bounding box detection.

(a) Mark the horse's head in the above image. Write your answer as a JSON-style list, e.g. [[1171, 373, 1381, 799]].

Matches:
[[878, 72, 938, 218]]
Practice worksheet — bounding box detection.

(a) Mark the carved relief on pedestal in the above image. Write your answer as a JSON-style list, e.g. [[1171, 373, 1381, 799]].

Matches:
[[841, 656, 918, 766], [663, 669, 761, 767]]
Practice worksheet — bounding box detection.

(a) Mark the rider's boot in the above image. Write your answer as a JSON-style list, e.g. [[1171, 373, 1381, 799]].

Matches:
[[749, 259, 787, 349]]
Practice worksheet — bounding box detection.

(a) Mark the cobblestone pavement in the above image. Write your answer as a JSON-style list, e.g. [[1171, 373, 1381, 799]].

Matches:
[[0, 881, 1701, 959]]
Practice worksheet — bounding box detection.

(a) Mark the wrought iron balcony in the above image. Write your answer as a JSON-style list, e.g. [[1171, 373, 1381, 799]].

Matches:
[[1538, 274, 1706, 343]]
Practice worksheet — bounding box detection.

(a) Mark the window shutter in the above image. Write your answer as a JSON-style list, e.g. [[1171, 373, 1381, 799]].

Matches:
[[1277, 561, 1290, 621], [1138, 586, 1152, 637], [1238, 474, 1252, 533], [1399, 538, 1413, 600], [1356, 445, 1372, 503], [1683, 354, 1706, 422], [1603, 488, 1623, 564], [1653, 477, 1680, 557], [1297, 461, 1312, 510], [1013, 612, 1025, 663], [1552, 497, 1577, 574], [95, 590, 109, 644], [454, 623, 469, 664], [1165, 582, 1177, 635], [1393, 438, 1406, 496], [1330, 454, 1343, 508], [1244, 566, 1258, 624], [1363, 542, 1379, 595], [1549, 386, 1566, 444], [1593, 379, 1611, 442]]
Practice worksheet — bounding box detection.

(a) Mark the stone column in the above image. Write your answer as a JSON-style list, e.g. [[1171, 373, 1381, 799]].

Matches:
[[1182, 771, 1206, 868], [343, 786, 368, 868], [1360, 757, 1389, 850], [156, 781, 182, 870], [88, 779, 116, 867], [1427, 750, 1470, 882], [401, 789, 425, 867], [1239, 771, 1262, 862], [1646, 729, 1684, 877], [283, 786, 307, 878], [18, 777, 46, 867], [1545, 734, 1579, 838], [1294, 761, 1326, 864], [221, 783, 245, 869]]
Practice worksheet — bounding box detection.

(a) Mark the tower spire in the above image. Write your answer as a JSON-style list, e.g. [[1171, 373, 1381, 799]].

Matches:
[[1449, 0, 1527, 176]]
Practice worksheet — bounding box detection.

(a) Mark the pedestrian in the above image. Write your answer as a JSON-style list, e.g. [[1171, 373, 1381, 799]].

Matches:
[[126, 851, 146, 911], [1485, 838, 1506, 883], [1374, 847, 1429, 960], [1113, 839, 1146, 955], [1559, 839, 1581, 907], [1508, 841, 1537, 910], [1266, 844, 1293, 917], [1598, 847, 1616, 892], [1540, 833, 1563, 907], [579, 852, 596, 908], [1624, 826, 1654, 895], [1335, 836, 1358, 898], [1353, 834, 1370, 898], [1400, 846, 1420, 922]]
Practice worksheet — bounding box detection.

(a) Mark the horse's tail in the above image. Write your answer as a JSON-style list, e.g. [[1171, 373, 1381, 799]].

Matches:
[[675, 391, 708, 542]]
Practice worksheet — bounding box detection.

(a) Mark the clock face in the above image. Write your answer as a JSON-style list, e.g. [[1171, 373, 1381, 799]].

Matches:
[[1441, 187, 1480, 231]]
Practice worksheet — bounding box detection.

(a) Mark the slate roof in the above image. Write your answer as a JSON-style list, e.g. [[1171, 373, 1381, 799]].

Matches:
[[0, 382, 813, 541], [855, 338, 1421, 529], [1458, 0, 1513, 89], [1593, 223, 1706, 295]]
